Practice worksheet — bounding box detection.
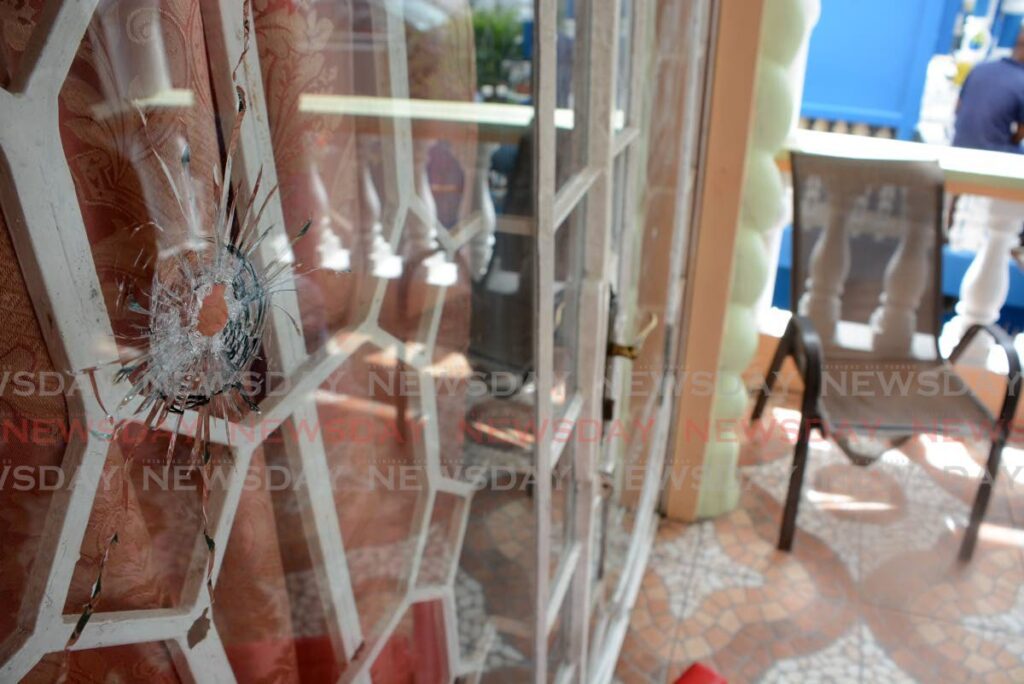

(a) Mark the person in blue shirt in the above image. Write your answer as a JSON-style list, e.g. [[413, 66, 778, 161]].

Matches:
[[953, 31, 1024, 154]]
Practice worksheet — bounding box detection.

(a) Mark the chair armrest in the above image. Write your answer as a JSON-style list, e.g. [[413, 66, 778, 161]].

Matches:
[[789, 315, 824, 417], [948, 323, 1022, 431]]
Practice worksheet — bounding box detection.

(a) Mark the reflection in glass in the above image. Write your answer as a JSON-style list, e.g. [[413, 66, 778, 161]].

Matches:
[[615, 0, 634, 130], [255, 0, 543, 680], [554, 200, 586, 414], [556, 0, 590, 188], [30, 0, 547, 680], [550, 441, 577, 581]]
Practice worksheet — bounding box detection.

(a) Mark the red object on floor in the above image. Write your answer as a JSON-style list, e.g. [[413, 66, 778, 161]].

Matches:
[[672, 663, 728, 684]]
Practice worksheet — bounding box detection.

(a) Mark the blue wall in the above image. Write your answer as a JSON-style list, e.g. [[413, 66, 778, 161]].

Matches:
[[802, 0, 952, 139], [995, 13, 1024, 47]]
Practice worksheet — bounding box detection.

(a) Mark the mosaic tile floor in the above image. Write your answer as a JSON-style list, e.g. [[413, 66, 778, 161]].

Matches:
[[617, 405, 1024, 683]]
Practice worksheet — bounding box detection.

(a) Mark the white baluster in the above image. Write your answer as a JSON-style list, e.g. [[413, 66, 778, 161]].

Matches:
[[848, 193, 871, 235], [91, 0, 203, 251], [93, 0, 172, 100], [361, 152, 402, 280], [408, 139, 457, 286], [408, 138, 439, 255], [467, 142, 498, 281], [306, 159, 350, 273], [870, 191, 933, 356], [798, 203, 849, 345], [940, 196, 1024, 364], [949, 194, 989, 252], [875, 185, 900, 236]]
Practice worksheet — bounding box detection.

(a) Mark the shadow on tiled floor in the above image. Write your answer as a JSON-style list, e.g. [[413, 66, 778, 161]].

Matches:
[[617, 404, 1024, 684]]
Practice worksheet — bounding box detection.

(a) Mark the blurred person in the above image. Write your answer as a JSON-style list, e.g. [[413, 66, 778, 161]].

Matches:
[[953, 30, 1024, 153], [952, 29, 1024, 262]]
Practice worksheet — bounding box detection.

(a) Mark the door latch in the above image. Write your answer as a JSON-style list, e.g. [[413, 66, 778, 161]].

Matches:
[[606, 312, 659, 360]]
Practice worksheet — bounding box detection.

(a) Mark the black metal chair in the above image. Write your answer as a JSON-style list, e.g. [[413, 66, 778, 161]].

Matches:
[[752, 152, 1021, 561]]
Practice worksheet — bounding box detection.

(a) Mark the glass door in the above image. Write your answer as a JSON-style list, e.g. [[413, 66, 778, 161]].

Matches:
[[587, 1, 717, 681], [0, 0, 698, 682]]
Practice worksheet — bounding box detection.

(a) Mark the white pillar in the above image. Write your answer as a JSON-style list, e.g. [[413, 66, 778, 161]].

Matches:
[[940, 196, 1024, 364]]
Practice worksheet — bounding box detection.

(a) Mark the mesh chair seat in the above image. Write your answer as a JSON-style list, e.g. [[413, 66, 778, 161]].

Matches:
[[817, 358, 994, 437]]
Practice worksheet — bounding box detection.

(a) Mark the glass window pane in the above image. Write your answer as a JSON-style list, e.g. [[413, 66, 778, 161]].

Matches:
[[556, 0, 590, 189], [615, 0, 634, 132], [551, 441, 578, 581], [547, 583, 573, 682], [0, 0, 679, 677], [554, 199, 586, 415], [33, 0, 551, 680]]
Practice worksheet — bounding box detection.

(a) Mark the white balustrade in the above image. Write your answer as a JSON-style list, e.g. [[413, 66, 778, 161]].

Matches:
[[940, 196, 1024, 364]]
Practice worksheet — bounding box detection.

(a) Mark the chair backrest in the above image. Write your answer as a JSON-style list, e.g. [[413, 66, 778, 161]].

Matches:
[[790, 151, 946, 360]]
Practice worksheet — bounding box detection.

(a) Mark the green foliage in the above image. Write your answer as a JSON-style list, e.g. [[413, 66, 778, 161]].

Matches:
[[473, 8, 523, 87]]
